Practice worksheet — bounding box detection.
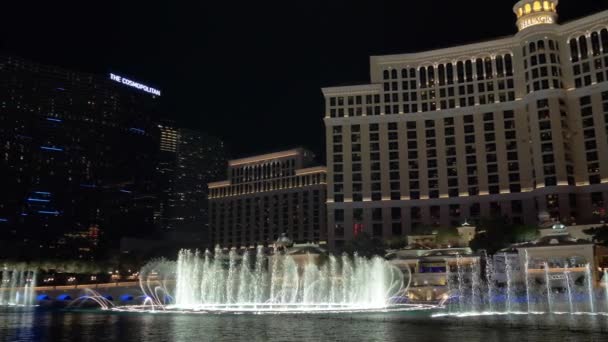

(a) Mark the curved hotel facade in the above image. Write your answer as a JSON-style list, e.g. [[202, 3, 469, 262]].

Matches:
[[323, 1, 608, 248]]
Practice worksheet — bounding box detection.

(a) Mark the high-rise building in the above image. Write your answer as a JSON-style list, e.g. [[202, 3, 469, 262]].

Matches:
[[208, 148, 327, 248], [322, 1, 608, 248], [0, 56, 160, 259], [156, 125, 226, 233]]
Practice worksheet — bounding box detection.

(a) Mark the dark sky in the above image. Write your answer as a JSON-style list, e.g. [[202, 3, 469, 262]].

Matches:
[[1, 0, 606, 160]]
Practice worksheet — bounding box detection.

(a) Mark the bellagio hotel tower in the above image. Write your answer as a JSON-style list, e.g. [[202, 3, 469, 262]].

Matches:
[[322, 0, 608, 248]]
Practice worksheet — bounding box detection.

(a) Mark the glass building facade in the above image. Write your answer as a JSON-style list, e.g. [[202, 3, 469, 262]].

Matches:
[[0, 56, 160, 259]]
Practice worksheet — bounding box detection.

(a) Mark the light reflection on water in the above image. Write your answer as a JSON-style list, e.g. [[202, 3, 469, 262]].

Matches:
[[0, 308, 607, 342]]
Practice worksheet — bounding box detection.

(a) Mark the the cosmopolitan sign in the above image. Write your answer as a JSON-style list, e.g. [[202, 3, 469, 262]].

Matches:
[[110, 73, 161, 96], [518, 14, 555, 31]]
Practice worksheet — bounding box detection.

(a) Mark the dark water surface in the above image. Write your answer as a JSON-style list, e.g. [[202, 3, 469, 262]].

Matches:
[[1, 308, 607, 342]]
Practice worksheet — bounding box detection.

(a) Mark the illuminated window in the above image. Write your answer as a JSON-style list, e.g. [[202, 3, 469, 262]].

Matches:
[[551, 2, 556, 11], [543, 1, 550, 10], [533, 1, 542, 12], [524, 4, 532, 14], [518, 7, 523, 17]]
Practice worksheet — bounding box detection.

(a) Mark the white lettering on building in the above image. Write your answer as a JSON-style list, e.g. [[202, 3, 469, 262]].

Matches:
[[109, 73, 161, 96]]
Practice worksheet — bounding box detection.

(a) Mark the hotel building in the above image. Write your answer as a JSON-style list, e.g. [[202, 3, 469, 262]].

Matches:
[[156, 124, 226, 233], [0, 55, 160, 259], [322, 1, 608, 248], [208, 149, 327, 248]]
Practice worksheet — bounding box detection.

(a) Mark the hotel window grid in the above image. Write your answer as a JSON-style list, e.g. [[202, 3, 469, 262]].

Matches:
[[322, 7, 608, 247], [570, 29, 608, 88], [524, 39, 563, 93], [581, 95, 600, 184]]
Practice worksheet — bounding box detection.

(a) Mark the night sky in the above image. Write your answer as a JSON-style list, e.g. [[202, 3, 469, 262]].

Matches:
[[2, 0, 606, 161]]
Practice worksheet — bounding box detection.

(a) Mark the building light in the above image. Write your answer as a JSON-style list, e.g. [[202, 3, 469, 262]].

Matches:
[[34, 191, 51, 195], [38, 211, 60, 216], [0, 218, 8, 222], [27, 198, 50, 203], [129, 128, 146, 135], [40, 146, 64, 152], [46, 118, 62, 123], [120, 189, 132, 194]]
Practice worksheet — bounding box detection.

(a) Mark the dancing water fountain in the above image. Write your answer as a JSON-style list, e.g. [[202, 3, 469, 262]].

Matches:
[[437, 249, 607, 317], [116, 244, 434, 314], [0, 267, 37, 307]]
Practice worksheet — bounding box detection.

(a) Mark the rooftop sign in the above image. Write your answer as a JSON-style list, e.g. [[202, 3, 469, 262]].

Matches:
[[110, 73, 161, 96]]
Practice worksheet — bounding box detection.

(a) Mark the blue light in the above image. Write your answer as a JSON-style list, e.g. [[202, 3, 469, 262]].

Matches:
[[34, 191, 51, 195], [21, 213, 28, 216], [120, 294, 134, 301], [27, 198, 50, 203], [0, 218, 8, 222], [46, 118, 63, 123], [37, 294, 51, 301], [38, 210, 60, 216], [120, 189, 132, 194], [56, 88, 65, 91], [40, 146, 64, 152], [57, 294, 72, 301], [129, 128, 145, 134]]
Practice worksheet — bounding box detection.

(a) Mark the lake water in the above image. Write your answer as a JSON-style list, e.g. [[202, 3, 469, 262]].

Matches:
[[1, 308, 607, 342]]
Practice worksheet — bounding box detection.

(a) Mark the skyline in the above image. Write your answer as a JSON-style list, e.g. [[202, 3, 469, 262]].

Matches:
[[1, 0, 606, 159]]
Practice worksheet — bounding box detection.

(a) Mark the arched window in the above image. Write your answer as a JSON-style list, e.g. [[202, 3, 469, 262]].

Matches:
[[537, 40, 545, 51], [428, 66, 435, 86], [548, 40, 555, 50], [465, 60, 473, 82], [419, 68, 427, 88], [579, 35, 589, 60], [401, 69, 408, 78], [391, 69, 398, 79], [591, 32, 601, 56], [505, 54, 513, 76], [529, 42, 536, 53], [570, 38, 579, 62], [524, 3, 532, 14], [383, 70, 390, 80], [410, 68, 417, 78], [533, 1, 542, 12], [456, 61, 464, 83], [485, 57, 493, 78], [446, 63, 454, 84], [543, 1, 551, 10], [438, 64, 446, 86], [601, 29, 608, 52], [476, 58, 484, 80], [523, 45, 527, 57], [496, 55, 504, 76]]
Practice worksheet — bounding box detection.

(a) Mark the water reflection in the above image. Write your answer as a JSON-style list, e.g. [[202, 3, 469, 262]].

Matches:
[[0, 309, 607, 342]]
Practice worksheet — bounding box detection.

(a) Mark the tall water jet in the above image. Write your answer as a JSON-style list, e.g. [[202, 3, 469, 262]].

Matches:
[[564, 265, 574, 314], [470, 259, 481, 312], [543, 262, 554, 313], [524, 250, 531, 313], [456, 255, 466, 312], [483, 251, 495, 312], [504, 253, 513, 313], [604, 270, 608, 314], [585, 263, 595, 313], [0, 268, 36, 307], [445, 260, 453, 313]]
